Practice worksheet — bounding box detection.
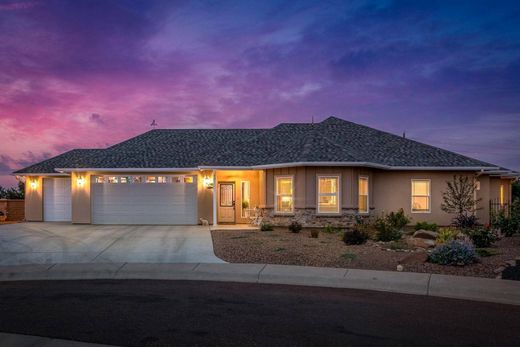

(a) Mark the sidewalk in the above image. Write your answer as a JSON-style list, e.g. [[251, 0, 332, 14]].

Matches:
[[0, 332, 117, 347], [1, 263, 519, 306]]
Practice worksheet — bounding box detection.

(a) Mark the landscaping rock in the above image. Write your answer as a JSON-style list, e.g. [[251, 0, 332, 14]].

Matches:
[[494, 266, 505, 274], [413, 229, 438, 240], [407, 237, 435, 249], [399, 252, 429, 265]]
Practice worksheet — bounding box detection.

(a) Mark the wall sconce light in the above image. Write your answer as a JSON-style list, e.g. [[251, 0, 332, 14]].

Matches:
[[77, 176, 85, 187], [203, 175, 214, 189], [30, 180, 37, 189]]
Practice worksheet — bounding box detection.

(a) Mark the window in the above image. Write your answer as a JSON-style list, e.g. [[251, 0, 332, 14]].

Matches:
[[173, 176, 182, 183], [107, 176, 118, 184], [411, 179, 431, 213], [184, 176, 194, 184], [146, 176, 157, 183], [317, 176, 340, 214], [275, 176, 294, 213], [241, 181, 251, 218], [132, 176, 143, 184], [500, 184, 505, 205], [157, 176, 168, 183], [119, 176, 130, 184], [93, 176, 104, 184], [358, 176, 369, 213]]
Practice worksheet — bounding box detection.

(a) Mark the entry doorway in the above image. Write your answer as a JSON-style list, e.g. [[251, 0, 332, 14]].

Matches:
[[218, 182, 235, 223]]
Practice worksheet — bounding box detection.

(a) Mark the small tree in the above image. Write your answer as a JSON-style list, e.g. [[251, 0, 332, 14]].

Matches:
[[441, 175, 481, 228], [0, 181, 25, 199]]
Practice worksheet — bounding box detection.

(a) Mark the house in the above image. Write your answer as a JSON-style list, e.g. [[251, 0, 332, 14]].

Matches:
[[13, 117, 518, 226]]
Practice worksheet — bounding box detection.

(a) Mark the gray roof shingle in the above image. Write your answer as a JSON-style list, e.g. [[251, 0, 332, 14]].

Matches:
[[13, 117, 498, 174]]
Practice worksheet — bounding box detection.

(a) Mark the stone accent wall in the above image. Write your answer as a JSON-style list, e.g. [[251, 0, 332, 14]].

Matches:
[[260, 208, 363, 228]]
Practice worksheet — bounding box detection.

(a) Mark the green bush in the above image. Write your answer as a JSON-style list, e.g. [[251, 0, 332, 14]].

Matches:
[[386, 208, 410, 230], [414, 221, 438, 232], [288, 221, 302, 233], [260, 223, 273, 231], [491, 200, 520, 237], [429, 240, 477, 266], [463, 227, 498, 248], [436, 227, 459, 244], [374, 218, 402, 242], [323, 224, 341, 234], [343, 228, 369, 245]]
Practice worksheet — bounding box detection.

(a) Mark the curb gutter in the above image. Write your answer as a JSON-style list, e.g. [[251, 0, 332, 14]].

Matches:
[[0, 263, 519, 306]]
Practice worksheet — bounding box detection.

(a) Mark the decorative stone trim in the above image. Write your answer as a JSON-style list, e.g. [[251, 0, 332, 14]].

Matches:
[[260, 208, 365, 227]]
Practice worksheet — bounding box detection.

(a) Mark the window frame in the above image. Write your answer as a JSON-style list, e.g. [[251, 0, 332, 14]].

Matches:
[[274, 175, 294, 215], [411, 179, 431, 214], [316, 174, 341, 215], [358, 175, 369, 214]]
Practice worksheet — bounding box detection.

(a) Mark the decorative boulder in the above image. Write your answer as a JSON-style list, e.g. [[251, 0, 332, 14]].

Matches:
[[407, 237, 435, 249], [413, 229, 438, 240]]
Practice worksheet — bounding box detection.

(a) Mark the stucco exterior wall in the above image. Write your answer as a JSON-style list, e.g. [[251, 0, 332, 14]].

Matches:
[[24, 176, 43, 221]]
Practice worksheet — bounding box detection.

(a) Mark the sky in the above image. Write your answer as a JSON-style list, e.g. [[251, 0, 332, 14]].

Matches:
[[1, 0, 519, 187]]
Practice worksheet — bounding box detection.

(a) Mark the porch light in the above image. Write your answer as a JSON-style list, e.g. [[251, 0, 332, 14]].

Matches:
[[77, 176, 85, 187], [30, 180, 37, 189], [203, 175, 214, 189]]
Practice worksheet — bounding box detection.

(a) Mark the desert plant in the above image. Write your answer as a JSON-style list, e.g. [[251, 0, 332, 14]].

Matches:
[[441, 175, 481, 228], [241, 201, 249, 209], [491, 199, 520, 236], [310, 229, 319, 238], [260, 223, 273, 231], [436, 227, 459, 244], [428, 240, 477, 266], [463, 227, 498, 248], [323, 224, 341, 234], [386, 208, 410, 230], [288, 221, 302, 233], [343, 228, 369, 245], [374, 218, 401, 242], [414, 221, 438, 232]]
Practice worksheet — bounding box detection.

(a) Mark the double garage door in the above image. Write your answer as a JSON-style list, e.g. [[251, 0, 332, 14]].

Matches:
[[91, 175, 198, 225], [43, 176, 198, 225]]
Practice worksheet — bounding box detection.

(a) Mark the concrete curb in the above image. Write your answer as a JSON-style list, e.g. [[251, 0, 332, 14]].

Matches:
[[0, 332, 117, 347], [1, 263, 519, 306]]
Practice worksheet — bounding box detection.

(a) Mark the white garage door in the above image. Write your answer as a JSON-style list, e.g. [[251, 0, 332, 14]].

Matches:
[[91, 175, 198, 225], [44, 178, 72, 222]]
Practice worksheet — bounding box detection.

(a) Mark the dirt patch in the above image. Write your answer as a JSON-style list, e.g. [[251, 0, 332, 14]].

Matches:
[[211, 228, 520, 278]]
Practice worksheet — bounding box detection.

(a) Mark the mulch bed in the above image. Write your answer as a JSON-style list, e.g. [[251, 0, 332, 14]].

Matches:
[[211, 228, 520, 278]]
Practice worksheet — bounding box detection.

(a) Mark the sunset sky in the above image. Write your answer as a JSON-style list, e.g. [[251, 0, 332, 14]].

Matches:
[[1, 0, 519, 187]]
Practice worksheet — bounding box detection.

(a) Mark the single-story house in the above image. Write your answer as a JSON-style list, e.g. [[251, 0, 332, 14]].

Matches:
[[13, 117, 518, 226]]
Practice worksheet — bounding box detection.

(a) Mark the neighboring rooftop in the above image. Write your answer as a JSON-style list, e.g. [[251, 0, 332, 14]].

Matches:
[[14, 116, 502, 174]]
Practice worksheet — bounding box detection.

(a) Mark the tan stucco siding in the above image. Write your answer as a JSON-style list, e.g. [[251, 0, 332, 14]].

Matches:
[[24, 176, 43, 221], [71, 171, 92, 224]]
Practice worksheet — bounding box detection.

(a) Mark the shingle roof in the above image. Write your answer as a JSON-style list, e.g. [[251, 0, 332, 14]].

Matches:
[[14, 117, 499, 174]]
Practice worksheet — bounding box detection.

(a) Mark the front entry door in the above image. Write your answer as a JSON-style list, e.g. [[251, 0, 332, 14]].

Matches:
[[218, 182, 235, 223]]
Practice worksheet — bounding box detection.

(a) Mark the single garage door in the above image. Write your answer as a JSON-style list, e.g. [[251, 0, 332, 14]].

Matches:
[[91, 175, 198, 225], [43, 177, 72, 222]]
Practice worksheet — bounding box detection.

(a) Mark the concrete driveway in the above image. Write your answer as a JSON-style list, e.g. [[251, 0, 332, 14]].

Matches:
[[0, 223, 224, 265]]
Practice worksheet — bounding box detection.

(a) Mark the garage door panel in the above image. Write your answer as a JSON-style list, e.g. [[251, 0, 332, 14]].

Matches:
[[44, 178, 72, 222], [91, 178, 197, 225]]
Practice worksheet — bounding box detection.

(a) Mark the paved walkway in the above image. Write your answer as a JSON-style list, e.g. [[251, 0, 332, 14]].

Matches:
[[0, 332, 117, 346], [1, 262, 519, 306], [0, 223, 224, 265]]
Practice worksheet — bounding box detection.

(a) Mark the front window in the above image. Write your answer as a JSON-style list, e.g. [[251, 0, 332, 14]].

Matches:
[[241, 181, 251, 218], [318, 176, 340, 214], [358, 176, 369, 213], [275, 176, 293, 213], [411, 179, 431, 213]]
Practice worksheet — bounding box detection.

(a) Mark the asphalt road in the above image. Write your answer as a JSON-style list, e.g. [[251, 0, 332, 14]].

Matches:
[[0, 280, 518, 347]]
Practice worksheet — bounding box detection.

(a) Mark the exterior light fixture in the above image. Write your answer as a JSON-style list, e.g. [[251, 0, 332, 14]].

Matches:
[[30, 180, 37, 189], [77, 176, 85, 187], [203, 175, 214, 189]]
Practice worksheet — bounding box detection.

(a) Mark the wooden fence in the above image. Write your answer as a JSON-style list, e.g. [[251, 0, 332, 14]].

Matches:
[[0, 199, 25, 221]]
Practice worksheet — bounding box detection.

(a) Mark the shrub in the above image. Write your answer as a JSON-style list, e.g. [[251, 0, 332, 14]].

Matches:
[[463, 227, 498, 248], [428, 240, 477, 266], [414, 221, 438, 232], [476, 248, 500, 257], [343, 228, 369, 245], [452, 214, 479, 229], [386, 208, 410, 230], [491, 202, 520, 237], [323, 224, 341, 234], [436, 227, 459, 244], [288, 221, 302, 233], [260, 223, 273, 231], [310, 229, 319, 238], [374, 218, 402, 242]]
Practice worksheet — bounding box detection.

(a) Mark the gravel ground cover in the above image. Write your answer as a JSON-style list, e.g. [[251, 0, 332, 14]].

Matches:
[[212, 228, 520, 278]]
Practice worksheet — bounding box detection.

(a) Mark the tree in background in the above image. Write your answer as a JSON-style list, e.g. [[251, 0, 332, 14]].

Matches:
[[0, 181, 25, 199], [513, 181, 520, 201], [441, 175, 481, 228]]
